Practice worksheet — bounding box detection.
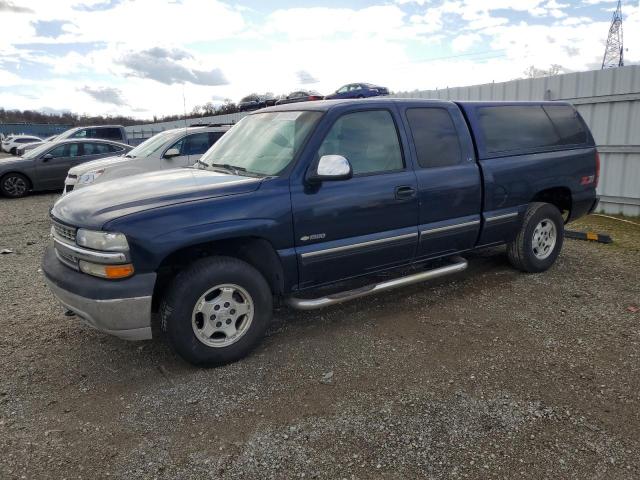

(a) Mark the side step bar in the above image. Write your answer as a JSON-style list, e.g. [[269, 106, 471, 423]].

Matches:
[[286, 256, 468, 311]]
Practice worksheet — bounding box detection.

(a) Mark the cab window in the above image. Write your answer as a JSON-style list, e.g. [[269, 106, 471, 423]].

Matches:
[[317, 110, 404, 175]]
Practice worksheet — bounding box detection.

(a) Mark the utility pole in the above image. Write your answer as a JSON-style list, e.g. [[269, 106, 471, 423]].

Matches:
[[601, 0, 624, 69]]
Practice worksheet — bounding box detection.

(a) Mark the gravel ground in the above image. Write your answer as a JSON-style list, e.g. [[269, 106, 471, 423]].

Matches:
[[1, 192, 639, 479]]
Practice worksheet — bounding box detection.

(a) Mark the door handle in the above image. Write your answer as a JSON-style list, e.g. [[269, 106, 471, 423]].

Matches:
[[395, 185, 416, 199]]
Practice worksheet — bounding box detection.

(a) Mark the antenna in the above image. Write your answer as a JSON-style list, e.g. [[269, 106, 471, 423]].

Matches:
[[182, 84, 188, 133], [602, 0, 624, 69]]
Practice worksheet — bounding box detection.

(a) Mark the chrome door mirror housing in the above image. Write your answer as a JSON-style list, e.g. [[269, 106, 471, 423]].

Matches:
[[308, 155, 353, 183], [164, 148, 180, 158]]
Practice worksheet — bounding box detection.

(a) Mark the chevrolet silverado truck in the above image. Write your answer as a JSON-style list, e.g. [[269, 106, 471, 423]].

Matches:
[[43, 99, 599, 366]]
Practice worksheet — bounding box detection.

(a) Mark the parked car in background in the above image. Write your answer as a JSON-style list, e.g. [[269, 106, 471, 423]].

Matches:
[[56, 125, 128, 144], [275, 90, 323, 105], [43, 99, 598, 366], [0, 138, 131, 198], [63, 125, 230, 194], [238, 94, 277, 112], [16, 135, 59, 156], [324, 83, 389, 100], [2, 135, 43, 155]]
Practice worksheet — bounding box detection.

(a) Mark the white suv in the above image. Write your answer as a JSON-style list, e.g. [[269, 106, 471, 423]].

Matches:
[[63, 125, 230, 194], [2, 135, 43, 155]]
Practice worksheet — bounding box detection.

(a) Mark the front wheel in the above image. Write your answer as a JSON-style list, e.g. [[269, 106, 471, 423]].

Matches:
[[1, 173, 30, 198], [160, 256, 273, 367], [507, 202, 564, 273]]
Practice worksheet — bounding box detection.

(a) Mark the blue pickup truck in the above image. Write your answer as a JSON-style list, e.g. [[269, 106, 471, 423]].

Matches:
[[43, 99, 599, 366]]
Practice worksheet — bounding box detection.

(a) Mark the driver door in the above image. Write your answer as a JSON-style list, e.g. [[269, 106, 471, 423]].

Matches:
[[291, 108, 419, 289], [36, 142, 82, 189]]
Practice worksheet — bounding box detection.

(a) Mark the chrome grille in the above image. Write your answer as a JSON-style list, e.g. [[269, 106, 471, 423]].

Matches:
[[52, 221, 76, 243]]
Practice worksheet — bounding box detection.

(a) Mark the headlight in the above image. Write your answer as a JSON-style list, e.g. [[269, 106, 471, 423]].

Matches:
[[77, 169, 105, 185], [76, 229, 129, 251]]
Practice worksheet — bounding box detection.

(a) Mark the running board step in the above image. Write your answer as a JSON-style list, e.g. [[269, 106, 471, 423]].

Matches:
[[286, 256, 468, 311]]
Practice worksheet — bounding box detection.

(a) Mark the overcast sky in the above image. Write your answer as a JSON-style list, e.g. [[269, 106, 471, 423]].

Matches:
[[0, 0, 638, 119]]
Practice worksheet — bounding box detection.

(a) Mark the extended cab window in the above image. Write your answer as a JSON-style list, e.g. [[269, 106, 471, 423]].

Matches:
[[479, 105, 563, 154], [318, 110, 403, 175], [406, 108, 461, 168], [99, 128, 124, 141]]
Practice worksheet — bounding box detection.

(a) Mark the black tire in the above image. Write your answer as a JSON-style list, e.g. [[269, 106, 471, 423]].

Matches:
[[9, 147, 17, 155], [160, 256, 273, 367], [1, 172, 30, 198], [507, 202, 564, 273]]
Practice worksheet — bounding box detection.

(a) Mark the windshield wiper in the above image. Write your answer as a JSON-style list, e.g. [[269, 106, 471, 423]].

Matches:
[[212, 163, 247, 173]]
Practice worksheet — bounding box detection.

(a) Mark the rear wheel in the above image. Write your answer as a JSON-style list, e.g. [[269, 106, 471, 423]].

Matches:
[[1, 173, 30, 198], [160, 256, 272, 366], [9, 147, 17, 155], [507, 202, 564, 273]]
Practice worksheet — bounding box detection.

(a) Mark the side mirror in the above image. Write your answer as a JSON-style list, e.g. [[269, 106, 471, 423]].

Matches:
[[42, 153, 53, 162], [307, 155, 353, 183], [164, 148, 180, 158]]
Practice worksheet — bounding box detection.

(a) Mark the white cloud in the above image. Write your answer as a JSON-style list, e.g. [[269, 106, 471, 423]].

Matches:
[[451, 33, 483, 52], [1, 0, 639, 119]]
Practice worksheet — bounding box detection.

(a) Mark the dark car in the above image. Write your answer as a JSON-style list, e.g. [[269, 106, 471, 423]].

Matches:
[[324, 83, 389, 100], [0, 138, 132, 198], [43, 98, 598, 366], [238, 94, 277, 112], [275, 90, 323, 105]]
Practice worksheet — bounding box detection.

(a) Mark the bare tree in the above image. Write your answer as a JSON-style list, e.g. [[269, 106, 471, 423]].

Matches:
[[523, 64, 565, 79]]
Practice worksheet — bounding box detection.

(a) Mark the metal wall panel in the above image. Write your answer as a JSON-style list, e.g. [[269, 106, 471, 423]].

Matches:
[[392, 65, 640, 216], [124, 112, 248, 145]]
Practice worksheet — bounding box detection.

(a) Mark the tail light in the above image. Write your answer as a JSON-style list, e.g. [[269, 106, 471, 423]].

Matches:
[[308, 96, 322, 101], [595, 150, 600, 187]]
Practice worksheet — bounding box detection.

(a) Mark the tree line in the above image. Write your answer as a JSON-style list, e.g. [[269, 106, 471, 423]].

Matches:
[[0, 99, 244, 128], [0, 92, 283, 128]]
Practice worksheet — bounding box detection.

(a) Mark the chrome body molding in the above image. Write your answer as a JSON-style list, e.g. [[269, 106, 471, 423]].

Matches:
[[486, 211, 519, 222], [287, 256, 467, 310], [300, 232, 418, 259], [420, 219, 480, 236], [45, 278, 152, 341]]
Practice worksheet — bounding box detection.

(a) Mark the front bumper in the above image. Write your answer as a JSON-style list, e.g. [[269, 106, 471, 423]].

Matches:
[[42, 245, 156, 341]]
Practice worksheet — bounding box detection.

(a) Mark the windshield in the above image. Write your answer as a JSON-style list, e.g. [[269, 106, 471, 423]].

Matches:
[[22, 142, 54, 159], [126, 130, 176, 158], [198, 111, 322, 176]]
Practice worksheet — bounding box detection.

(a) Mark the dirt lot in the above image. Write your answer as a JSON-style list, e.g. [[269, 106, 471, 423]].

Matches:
[[1, 192, 639, 480]]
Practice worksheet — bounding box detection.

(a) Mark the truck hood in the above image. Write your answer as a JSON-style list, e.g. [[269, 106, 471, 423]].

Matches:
[[68, 155, 130, 175], [52, 168, 262, 228]]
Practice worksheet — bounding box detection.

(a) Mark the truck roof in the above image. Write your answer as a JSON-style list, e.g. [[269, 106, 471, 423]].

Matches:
[[258, 98, 573, 114]]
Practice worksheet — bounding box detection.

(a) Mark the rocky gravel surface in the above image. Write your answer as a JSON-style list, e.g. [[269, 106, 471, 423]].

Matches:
[[1, 192, 639, 479]]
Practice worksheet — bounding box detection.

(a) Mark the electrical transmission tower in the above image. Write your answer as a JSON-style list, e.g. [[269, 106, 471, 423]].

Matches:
[[601, 0, 624, 69]]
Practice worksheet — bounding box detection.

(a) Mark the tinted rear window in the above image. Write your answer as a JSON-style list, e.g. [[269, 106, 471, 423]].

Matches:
[[542, 105, 587, 145], [406, 108, 461, 168], [478, 105, 586, 155]]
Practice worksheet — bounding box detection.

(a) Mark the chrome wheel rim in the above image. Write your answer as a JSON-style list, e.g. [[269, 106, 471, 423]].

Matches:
[[3, 176, 27, 197], [532, 218, 557, 260], [191, 284, 254, 348]]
